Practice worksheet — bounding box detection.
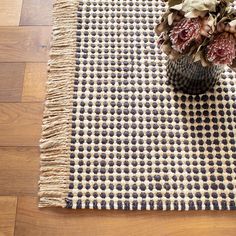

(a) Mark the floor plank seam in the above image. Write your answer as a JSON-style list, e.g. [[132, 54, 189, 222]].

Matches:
[[13, 197, 18, 236]]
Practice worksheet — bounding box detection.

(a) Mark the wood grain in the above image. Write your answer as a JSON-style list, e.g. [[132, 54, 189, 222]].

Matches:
[[0, 0, 23, 26], [0, 63, 25, 102], [0, 147, 39, 196], [0, 27, 51, 63], [0, 196, 17, 236], [22, 63, 47, 102], [20, 0, 53, 26], [15, 197, 236, 236], [0, 103, 43, 146]]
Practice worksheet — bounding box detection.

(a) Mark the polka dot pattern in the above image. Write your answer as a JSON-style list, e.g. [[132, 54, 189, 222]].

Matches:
[[66, 0, 236, 210]]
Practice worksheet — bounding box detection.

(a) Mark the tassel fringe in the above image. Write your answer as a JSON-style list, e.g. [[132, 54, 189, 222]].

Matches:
[[38, 0, 78, 207]]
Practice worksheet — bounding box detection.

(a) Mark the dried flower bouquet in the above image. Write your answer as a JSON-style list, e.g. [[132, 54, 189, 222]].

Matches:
[[156, 0, 236, 67]]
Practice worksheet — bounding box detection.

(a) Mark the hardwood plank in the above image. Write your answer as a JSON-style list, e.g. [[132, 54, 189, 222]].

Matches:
[[0, 63, 25, 102], [0, 196, 17, 236], [0, 27, 51, 63], [0, 0, 23, 26], [20, 0, 53, 26], [0, 103, 43, 146], [0, 147, 39, 196], [15, 197, 236, 236], [22, 63, 47, 102]]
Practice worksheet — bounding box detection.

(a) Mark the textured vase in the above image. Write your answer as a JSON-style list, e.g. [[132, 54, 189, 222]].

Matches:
[[166, 56, 223, 95]]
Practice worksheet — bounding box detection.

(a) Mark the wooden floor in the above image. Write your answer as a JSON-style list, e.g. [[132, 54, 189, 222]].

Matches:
[[0, 1, 236, 235]]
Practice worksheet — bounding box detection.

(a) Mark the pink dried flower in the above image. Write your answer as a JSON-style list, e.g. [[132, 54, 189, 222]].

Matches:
[[170, 17, 202, 53], [207, 33, 236, 65]]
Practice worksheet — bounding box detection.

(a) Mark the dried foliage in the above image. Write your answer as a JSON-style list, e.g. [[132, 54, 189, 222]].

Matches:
[[156, 0, 236, 67]]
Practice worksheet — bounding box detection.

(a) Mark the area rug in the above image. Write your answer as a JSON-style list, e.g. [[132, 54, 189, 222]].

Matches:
[[39, 0, 236, 210]]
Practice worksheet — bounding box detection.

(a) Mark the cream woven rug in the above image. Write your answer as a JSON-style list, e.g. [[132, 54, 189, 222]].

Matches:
[[39, 0, 236, 210]]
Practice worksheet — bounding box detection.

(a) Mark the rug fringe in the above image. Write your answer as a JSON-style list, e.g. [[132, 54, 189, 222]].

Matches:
[[38, 0, 78, 208]]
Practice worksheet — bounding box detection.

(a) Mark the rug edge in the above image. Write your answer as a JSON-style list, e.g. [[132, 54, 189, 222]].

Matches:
[[38, 0, 78, 208]]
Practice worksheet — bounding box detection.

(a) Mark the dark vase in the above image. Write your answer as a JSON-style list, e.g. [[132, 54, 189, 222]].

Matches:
[[166, 56, 223, 95]]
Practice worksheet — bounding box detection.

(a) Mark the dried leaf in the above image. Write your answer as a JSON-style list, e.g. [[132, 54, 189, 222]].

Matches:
[[167, 13, 174, 25], [170, 3, 183, 11], [208, 14, 216, 27], [193, 51, 202, 62], [171, 0, 218, 13], [168, 0, 183, 7], [161, 43, 172, 55], [169, 49, 181, 60], [183, 0, 217, 12], [230, 59, 236, 72], [229, 19, 236, 27], [155, 22, 165, 35], [184, 10, 208, 18]]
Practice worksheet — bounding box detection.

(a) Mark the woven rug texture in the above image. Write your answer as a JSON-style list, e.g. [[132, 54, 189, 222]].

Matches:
[[39, 0, 236, 210]]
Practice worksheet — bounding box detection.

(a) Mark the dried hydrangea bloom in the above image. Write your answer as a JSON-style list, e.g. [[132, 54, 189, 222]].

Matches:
[[170, 17, 202, 53], [207, 33, 236, 65]]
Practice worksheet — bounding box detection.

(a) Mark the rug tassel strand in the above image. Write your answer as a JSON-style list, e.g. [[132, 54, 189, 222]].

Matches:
[[38, 0, 78, 208]]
